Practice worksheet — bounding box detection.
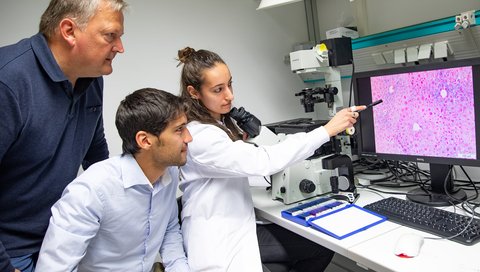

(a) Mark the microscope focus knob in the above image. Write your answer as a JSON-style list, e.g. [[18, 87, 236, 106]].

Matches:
[[299, 179, 316, 194]]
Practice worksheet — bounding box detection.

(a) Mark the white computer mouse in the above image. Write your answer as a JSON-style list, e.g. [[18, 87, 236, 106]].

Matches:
[[393, 233, 424, 258]]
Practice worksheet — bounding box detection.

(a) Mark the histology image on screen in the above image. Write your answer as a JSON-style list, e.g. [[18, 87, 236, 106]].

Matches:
[[370, 66, 476, 159]]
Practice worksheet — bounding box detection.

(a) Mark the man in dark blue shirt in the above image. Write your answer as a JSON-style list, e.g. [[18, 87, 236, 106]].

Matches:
[[0, 1, 127, 271]]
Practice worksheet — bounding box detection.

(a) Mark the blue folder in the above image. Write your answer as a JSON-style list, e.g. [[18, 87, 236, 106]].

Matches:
[[307, 204, 387, 240]]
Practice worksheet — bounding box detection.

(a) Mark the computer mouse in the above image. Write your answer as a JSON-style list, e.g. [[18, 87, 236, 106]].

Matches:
[[393, 233, 424, 258]]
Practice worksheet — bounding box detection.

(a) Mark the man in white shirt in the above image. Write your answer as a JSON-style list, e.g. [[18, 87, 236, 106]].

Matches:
[[36, 88, 192, 272]]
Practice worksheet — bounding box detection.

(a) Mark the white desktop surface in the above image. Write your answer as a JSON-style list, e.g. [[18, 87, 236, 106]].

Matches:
[[251, 186, 480, 272], [348, 226, 480, 272], [251, 187, 401, 257]]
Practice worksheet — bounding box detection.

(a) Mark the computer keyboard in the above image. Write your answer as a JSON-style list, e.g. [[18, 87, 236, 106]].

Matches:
[[364, 197, 480, 245]]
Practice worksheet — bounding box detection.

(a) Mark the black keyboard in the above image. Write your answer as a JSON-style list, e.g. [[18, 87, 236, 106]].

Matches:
[[364, 197, 480, 245]]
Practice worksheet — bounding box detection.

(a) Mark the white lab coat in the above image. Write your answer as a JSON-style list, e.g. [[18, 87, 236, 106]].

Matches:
[[179, 121, 330, 272]]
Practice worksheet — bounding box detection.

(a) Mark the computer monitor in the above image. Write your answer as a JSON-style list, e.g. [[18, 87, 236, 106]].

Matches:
[[353, 57, 480, 206]]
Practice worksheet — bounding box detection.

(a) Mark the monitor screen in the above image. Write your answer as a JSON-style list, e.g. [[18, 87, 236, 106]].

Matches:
[[354, 57, 480, 206]]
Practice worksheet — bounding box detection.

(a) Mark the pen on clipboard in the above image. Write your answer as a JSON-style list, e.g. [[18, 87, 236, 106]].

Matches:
[[346, 99, 383, 135]]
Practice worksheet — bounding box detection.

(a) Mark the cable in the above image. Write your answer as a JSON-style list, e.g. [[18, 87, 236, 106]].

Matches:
[[355, 159, 480, 244], [357, 160, 480, 207], [263, 176, 271, 185], [365, 160, 426, 187], [462, 202, 480, 217], [459, 165, 479, 202], [424, 201, 478, 242]]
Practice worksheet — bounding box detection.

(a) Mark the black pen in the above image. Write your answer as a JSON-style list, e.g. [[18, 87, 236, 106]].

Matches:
[[346, 99, 383, 135], [351, 99, 383, 112], [366, 99, 383, 109]]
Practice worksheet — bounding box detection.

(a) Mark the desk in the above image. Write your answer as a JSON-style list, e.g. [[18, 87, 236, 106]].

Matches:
[[251, 186, 480, 272]]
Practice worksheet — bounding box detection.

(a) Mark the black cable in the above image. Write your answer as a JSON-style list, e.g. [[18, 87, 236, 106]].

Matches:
[[442, 165, 466, 205], [381, 160, 425, 184], [358, 162, 480, 243], [354, 159, 424, 189], [386, 161, 418, 182], [264, 176, 271, 185], [354, 159, 436, 193], [461, 203, 480, 217], [459, 165, 479, 202], [348, 59, 355, 107]]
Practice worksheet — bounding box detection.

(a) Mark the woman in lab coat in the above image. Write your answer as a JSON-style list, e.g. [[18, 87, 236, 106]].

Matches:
[[176, 46, 364, 272]]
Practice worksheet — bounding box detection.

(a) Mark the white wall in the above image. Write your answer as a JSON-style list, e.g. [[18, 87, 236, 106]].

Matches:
[[315, 0, 480, 38], [361, 0, 479, 35], [105, 0, 315, 155]]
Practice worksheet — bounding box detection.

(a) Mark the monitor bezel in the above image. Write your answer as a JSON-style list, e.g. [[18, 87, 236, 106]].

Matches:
[[353, 57, 480, 168]]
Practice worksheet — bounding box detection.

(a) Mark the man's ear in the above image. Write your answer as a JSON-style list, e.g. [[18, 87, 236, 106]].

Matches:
[[59, 18, 77, 46], [187, 85, 199, 99], [135, 131, 152, 150]]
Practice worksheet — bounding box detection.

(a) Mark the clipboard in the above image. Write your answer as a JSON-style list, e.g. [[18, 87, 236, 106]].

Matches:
[[307, 204, 387, 240]]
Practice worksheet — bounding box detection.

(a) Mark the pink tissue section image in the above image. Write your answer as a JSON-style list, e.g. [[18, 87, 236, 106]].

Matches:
[[370, 66, 476, 159]]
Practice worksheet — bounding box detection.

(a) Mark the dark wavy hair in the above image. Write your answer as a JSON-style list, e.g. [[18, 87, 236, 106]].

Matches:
[[177, 47, 242, 141], [115, 88, 188, 155]]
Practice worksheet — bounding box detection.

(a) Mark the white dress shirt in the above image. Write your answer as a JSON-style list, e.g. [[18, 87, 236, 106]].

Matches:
[[179, 122, 329, 272], [36, 155, 189, 272]]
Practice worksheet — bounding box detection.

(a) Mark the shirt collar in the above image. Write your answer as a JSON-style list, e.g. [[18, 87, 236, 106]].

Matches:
[[31, 33, 96, 90], [120, 154, 173, 190], [31, 33, 68, 83]]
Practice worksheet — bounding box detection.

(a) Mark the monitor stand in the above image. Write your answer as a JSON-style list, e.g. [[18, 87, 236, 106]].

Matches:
[[406, 163, 467, 207]]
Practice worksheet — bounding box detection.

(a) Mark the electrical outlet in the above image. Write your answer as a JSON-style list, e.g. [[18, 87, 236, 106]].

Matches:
[[455, 15, 462, 23], [454, 15, 462, 30], [460, 10, 476, 26]]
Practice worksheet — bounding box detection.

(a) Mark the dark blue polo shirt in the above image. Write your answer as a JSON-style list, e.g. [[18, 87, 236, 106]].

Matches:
[[0, 33, 109, 271]]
